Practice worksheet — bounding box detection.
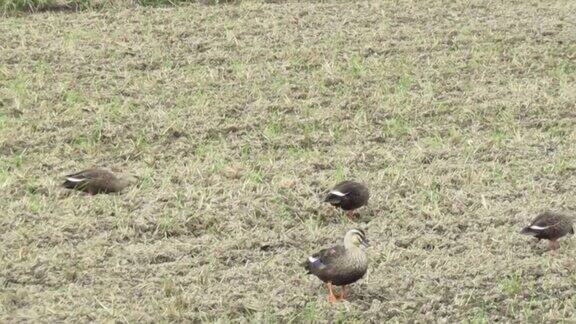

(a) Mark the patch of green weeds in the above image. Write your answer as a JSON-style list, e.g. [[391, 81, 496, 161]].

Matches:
[[348, 55, 365, 79], [500, 272, 522, 298], [383, 117, 411, 139], [468, 308, 489, 324], [1, 0, 55, 13], [156, 213, 179, 237]]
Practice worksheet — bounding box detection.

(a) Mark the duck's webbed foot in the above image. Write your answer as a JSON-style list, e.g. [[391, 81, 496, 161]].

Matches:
[[326, 282, 338, 304], [337, 285, 348, 300], [346, 210, 355, 221]]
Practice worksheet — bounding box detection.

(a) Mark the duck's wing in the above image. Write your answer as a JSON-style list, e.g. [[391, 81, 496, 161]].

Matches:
[[63, 169, 112, 188], [522, 212, 569, 238], [332, 181, 356, 194], [304, 245, 345, 274], [65, 169, 111, 180], [324, 189, 349, 203], [324, 181, 355, 203], [326, 181, 369, 208]]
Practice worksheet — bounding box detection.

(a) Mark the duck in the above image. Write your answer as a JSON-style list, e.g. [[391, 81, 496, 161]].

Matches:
[[62, 168, 137, 194], [520, 211, 574, 251], [324, 181, 369, 221], [303, 229, 369, 303]]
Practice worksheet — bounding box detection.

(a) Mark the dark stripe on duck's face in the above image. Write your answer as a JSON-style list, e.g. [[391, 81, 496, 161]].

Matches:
[[354, 229, 366, 238], [360, 235, 369, 247], [352, 229, 369, 247]]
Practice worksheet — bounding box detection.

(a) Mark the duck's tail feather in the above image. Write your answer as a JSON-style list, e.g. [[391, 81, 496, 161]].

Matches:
[[520, 226, 539, 236], [324, 194, 343, 205], [62, 176, 88, 189]]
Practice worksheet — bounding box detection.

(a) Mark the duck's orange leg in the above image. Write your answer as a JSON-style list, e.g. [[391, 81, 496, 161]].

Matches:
[[346, 210, 355, 221], [549, 240, 559, 252], [338, 285, 348, 300], [326, 282, 338, 303]]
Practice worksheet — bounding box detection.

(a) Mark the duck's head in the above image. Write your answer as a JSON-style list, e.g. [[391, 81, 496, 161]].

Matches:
[[344, 229, 369, 250], [124, 175, 140, 184], [116, 175, 140, 190]]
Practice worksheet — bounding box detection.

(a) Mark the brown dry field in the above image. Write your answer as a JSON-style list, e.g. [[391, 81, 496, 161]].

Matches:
[[1, 0, 576, 322]]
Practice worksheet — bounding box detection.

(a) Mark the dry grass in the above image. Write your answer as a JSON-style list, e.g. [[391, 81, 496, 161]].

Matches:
[[1, 0, 576, 322], [0, 0, 235, 15]]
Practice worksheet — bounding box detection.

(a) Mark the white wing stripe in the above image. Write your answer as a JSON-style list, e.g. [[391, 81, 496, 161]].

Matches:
[[530, 225, 550, 230], [329, 190, 347, 197], [66, 177, 85, 182]]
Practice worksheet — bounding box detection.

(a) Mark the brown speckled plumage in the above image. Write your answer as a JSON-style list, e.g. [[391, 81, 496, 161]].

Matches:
[[62, 168, 135, 194], [324, 181, 369, 220], [303, 229, 368, 302], [520, 211, 574, 250]]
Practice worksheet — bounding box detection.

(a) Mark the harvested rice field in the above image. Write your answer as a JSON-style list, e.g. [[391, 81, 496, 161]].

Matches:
[[1, 0, 576, 322]]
